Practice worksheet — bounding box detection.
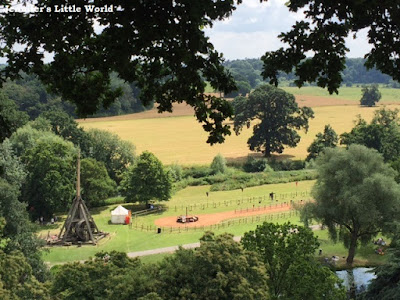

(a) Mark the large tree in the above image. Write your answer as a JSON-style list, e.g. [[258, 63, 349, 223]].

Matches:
[[51, 251, 149, 300], [360, 84, 382, 107], [340, 108, 400, 162], [233, 84, 314, 157], [306, 124, 338, 161], [39, 110, 92, 157], [0, 140, 49, 283], [86, 129, 135, 184], [302, 145, 400, 265], [0, 92, 28, 142], [120, 151, 172, 205], [155, 232, 269, 300], [51, 233, 269, 300], [0, 0, 236, 144], [0, 249, 50, 300], [80, 158, 117, 207], [241, 222, 345, 300], [225, 80, 251, 98], [20, 134, 76, 218], [262, 1, 400, 93]]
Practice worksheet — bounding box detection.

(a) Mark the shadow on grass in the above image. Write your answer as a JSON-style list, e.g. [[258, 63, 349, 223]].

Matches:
[[33, 223, 60, 233], [90, 205, 115, 216], [226, 153, 296, 165]]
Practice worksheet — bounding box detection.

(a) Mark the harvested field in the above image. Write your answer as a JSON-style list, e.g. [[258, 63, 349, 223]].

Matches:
[[78, 94, 358, 123], [79, 103, 400, 164], [155, 203, 293, 227], [295, 95, 354, 107]]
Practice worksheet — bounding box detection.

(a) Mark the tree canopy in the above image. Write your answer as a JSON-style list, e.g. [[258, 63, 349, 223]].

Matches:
[[1, 1, 400, 141], [0, 0, 237, 144], [20, 134, 76, 218], [0, 139, 49, 283], [120, 151, 172, 205], [0, 92, 28, 142], [363, 244, 400, 299], [224, 58, 392, 89], [340, 108, 400, 162], [302, 145, 400, 265], [306, 124, 338, 161], [262, 0, 400, 93], [86, 128, 135, 184], [80, 158, 117, 207], [210, 153, 227, 174], [156, 232, 269, 300], [0, 249, 50, 300], [51, 233, 269, 300], [233, 84, 314, 157], [241, 222, 345, 300], [360, 84, 382, 107]]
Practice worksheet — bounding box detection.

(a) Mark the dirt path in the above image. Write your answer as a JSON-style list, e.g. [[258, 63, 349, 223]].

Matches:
[[154, 204, 293, 228]]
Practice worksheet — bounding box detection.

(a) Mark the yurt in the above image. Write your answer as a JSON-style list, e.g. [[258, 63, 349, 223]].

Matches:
[[111, 205, 129, 224]]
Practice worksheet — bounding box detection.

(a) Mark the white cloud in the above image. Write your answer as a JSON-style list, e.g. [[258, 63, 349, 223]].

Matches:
[[242, 0, 272, 9], [206, 0, 371, 60], [208, 31, 284, 60], [345, 28, 372, 58]]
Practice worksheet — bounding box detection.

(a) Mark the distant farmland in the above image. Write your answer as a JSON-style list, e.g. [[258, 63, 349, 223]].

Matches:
[[79, 91, 400, 165]]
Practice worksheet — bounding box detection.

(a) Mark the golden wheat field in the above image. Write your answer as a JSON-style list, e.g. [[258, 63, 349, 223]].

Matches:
[[79, 96, 400, 165]]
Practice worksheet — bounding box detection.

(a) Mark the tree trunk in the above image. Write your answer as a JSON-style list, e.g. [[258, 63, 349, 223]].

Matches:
[[346, 231, 358, 265], [264, 143, 271, 157]]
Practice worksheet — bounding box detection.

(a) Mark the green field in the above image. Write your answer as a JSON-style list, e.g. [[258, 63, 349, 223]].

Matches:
[[41, 179, 386, 268], [283, 86, 400, 102], [41, 181, 313, 264]]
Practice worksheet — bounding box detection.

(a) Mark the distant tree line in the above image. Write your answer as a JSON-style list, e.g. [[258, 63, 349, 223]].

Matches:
[[0, 68, 152, 120], [223, 58, 394, 92]]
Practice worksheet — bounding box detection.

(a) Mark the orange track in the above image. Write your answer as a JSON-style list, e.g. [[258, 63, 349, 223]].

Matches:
[[155, 204, 294, 228]]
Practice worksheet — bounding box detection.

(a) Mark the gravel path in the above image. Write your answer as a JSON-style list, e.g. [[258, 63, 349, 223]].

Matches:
[[126, 226, 322, 258], [127, 236, 242, 258]]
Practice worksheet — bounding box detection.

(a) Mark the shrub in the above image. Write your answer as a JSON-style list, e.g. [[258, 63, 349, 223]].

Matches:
[[182, 166, 212, 178], [210, 153, 227, 174], [243, 156, 270, 172], [167, 163, 183, 182], [269, 159, 305, 171], [263, 164, 274, 173]]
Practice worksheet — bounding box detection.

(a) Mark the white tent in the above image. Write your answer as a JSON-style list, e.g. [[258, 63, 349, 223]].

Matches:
[[111, 205, 129, 224]]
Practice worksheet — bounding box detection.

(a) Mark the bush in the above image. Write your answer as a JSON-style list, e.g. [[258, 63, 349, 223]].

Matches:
[[182, 166, 212, 178], [186, 177, 209, 186], [210, 154, 227, 174], [167, 163, 183, 182], [263, 164, 274, 173], [210, 169, 317, 191], [305, 159, 317, 170], [268, 159, 305, 171], [243, 156, 270, 172]]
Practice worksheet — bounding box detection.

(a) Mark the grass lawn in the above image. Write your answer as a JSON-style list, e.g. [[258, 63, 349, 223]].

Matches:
[[41, 181, 312, 264], [137, 229, 389, 268], [42, 179, 388, 269], [283, 86, 400, 103], [315, 230, 387, 269]]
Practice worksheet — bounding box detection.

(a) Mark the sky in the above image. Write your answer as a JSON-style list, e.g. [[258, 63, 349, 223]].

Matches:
[[204, 0, 372, 60]]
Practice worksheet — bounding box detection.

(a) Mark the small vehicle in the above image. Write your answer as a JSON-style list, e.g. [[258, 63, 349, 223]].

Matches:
[[177, 215, 199, 223]]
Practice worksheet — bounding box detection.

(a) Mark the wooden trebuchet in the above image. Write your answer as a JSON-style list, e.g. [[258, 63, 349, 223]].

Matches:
[[57, 149, 106, 245]]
